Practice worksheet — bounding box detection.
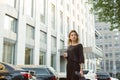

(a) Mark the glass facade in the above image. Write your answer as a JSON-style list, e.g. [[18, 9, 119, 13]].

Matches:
[[40, 0, 46, 23], [116, 60, 120, 71], [60, 11, 63, 34], [23, 0, 34, 17], [51, 4, 55, 30], [26, 25, 35, 40], [51, 36, 57, 69], [40, 31, 47, 44], [6, 0, 16, 8], [39, 51, 46, 65], [51, 36, 57, 49], [51, 54, 56, 69], [3, 43, 15, 64], [25, 48, 33, 64], [60, 40, 65, 72], [67, 17, 70, 35], [4, 15, 17, 33]]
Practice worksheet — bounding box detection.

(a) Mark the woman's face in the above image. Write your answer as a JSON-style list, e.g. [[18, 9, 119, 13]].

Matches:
[[69, 32, 78, 42]]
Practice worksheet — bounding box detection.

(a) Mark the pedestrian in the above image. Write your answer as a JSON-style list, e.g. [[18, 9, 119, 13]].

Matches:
[[63, 30, 85, 80]]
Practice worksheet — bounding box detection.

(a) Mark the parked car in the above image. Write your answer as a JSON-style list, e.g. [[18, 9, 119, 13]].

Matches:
[[96, 71, 111, 80], [17, 65, 58, 80], [0, 62, 33, 80], [110, 77, 119, 80], [83, 69, 97, 80]]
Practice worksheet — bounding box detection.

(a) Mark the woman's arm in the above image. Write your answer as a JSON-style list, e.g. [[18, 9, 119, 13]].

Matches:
[[79, 63, 84, 76]]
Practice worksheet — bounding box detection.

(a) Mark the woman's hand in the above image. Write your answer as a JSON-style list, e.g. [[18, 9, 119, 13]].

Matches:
[[63, 53, 67, 58], [80, 69, 84, 77], [79, 63, 84, 77]]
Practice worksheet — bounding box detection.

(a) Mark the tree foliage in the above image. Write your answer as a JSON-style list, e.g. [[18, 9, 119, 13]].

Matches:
[[88, 0, 120, 31], [116, 72, 120, 80]]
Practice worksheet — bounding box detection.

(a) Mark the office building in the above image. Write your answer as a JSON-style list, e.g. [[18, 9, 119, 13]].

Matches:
[[96, 22, 120, 75], [0, 0, 102, 77]]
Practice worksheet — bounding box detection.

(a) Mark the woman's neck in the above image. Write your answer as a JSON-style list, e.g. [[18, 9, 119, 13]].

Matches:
[[71, 42, 78, 45]]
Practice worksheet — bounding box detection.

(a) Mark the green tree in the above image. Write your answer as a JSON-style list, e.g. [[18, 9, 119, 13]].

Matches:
[[88, 0, 120, 31], [116, 72, 120, 80]]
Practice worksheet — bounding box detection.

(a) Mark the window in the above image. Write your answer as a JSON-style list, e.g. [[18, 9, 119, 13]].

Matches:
[[105, 44, 108, 49], [72, 0, 74, 4], [26, 25, 35, 40], [51, 54, 56, 69], [3, 43, 15, 64], [40, 31, 47, 43], [67, 17, 70, 35], [51, 36, 57, 48], [108, 35, 111, 38], [115, 52, 120, 57], [114, 43, 119, 47], [60, 40, 64, 49], [109, 44, 112, 47], [51, 4, 55, 30], [4, 15, 17, 33], [72, 10, 75, 17], [109, 53, 112, 57], [99, 28, 102, 30], [110, 61, 113, 70], [82, 19, 83, 25], [25, 48, 33, 64], [78, 25, 80, 35], [60, 0, 63, 5], [106, 60, 109, 71], [114, 36, 119, 47], [24, 0, 34, 17], [40, 0, 46, 23], [116, 60, 120, 71], [51, 35, 57, 59], [6, 0, 16, 7], [60, 56, 66, 72], [104, 35, 107, 39], [77, 4, 79, 10], [77, 15, 79, 21], [105, 53, 108, 57], [82, 30, 84, 44], [104, 28, 107, 30], [60, 11, 63, 34], [66, 4, 69, 11], [73, 22, 75, 29], [100, 45, 103, 49], [99, 36, 102, 39], [39, 51, 46, 65]]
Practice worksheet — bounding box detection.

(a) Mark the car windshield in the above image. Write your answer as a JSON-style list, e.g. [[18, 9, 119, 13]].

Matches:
[[83, 70, 89, 74], [97, 75, 109, 78], [22, 68, 50, 75]]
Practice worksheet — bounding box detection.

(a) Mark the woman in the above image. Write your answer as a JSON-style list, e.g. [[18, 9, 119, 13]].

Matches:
[[63, 30, 85, 80]]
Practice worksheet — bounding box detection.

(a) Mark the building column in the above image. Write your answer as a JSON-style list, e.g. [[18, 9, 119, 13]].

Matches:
[[113, 52, 116, 77], [0, 9, 5, 62], [15, 0, 26, 65], [32, 0, 41, 65], [56, 0, 60, 73], [46, 0, 51, 67]]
